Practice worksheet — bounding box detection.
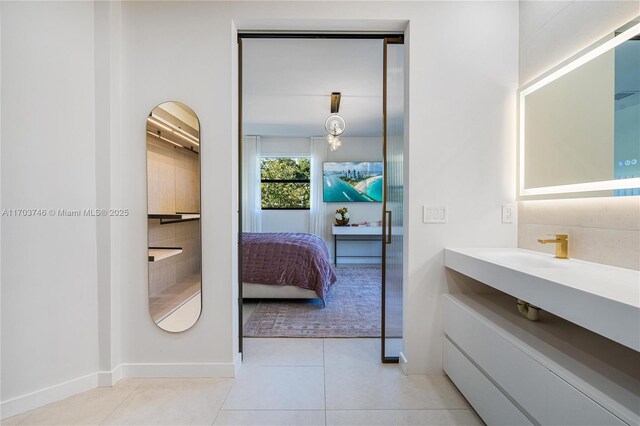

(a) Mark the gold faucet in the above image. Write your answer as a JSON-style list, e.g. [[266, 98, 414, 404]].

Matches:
[[538, 234, 569, 259]]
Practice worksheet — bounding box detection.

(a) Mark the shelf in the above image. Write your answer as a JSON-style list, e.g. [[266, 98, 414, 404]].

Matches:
[[148, 213, 200, 224], [148, 247, 183, 262], [444, 247, 640, 351]]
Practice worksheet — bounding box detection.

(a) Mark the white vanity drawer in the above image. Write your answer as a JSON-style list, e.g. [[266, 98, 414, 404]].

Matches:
[[443, 294, 635, 426], [444, 295, 547, 421], [546, 372, 626, 426], [444, 337, 533, 426]]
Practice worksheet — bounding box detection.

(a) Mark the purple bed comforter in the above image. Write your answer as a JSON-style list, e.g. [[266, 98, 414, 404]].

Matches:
[[242, 232, 337, 302]]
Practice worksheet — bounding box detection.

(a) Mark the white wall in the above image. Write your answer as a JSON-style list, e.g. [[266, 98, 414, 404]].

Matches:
[[1, 2, 519, 415], [519, 0, 639, 85], [403, 3, 518, 373], [261, 210, 310, 233], [518, 1, 640, 270], [1, 0, 100, 414], [260, 137, 309, 157], [94, 0, 123, 381], [115, 1, 238, 373], [116, 1, 518, 375]]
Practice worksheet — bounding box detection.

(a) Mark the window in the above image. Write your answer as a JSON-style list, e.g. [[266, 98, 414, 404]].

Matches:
[[260, 157, 310, 209]]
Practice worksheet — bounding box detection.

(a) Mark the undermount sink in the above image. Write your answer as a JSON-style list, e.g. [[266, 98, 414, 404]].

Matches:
[[486, 250, 568, 269], [444, 247, 640, 351]]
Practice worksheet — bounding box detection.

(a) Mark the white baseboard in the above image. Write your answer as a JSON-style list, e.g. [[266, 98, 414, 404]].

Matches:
[[1, 372, 98, 420], [97, 364, 122, 387], [1, 360, 241, 420], [233, 352, 243, 376], [399, 351, 409, 375], [112, 364, 124, 384]]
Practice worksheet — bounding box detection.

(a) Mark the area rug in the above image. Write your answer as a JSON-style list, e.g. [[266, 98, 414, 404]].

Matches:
[[243, 265, 381, 337]]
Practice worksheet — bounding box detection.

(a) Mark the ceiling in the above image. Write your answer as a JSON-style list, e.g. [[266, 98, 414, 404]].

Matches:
[[242, 38, 383, 137]]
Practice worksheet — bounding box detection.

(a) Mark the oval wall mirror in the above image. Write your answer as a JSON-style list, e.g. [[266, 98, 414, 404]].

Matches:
[[146, 101, 201, 332]]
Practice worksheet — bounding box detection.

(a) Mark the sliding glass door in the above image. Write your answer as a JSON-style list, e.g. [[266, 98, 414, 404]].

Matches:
[[238, 33, 405, 362], [381, 39, 404, 362]]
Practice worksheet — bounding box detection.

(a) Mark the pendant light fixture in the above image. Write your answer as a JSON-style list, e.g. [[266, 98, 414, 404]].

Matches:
[[325, 92, 346, 151]]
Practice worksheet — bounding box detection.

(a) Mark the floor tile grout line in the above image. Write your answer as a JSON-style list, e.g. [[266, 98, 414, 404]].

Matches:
[[97, 379, 144, 425], [218, 409, 328, 412], [6, 341, 479, 424], [214, 408, 475, 412], [323, 408, 477, 411], [11, 410, 34, 425], [11, 380, 144, 426], [323, 338, 327, 426], [242, 364, 324, 368], [211, 379, 235, 426]]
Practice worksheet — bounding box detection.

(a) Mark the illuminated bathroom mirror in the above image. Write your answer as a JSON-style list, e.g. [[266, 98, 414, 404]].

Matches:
[[146, 101, 201, 332], [519, 16, 640, 199]]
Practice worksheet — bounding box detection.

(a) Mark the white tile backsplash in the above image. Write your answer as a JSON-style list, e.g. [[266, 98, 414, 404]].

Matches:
[[518, 199, 640, 270], [518, 197, 640, 230]]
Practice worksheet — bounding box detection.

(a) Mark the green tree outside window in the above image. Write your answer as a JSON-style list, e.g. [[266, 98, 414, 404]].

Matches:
[[260, 157, 310, 209]]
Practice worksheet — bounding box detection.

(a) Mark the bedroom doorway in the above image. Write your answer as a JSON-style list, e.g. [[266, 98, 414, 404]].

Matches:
[[238, 34, 404, 363]]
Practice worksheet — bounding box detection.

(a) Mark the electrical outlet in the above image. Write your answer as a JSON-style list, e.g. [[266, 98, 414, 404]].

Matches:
[[502, 204, 515, 223], [423, 205, 448, 223]]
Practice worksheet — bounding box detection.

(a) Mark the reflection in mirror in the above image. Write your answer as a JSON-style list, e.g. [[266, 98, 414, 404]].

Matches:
[[146, 102, 201, 332], [520, 16, 640, 198], [614, 35, 640, 196]]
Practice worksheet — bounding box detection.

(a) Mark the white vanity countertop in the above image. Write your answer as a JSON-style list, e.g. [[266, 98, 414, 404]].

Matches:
[[444, 247, 640, 351]]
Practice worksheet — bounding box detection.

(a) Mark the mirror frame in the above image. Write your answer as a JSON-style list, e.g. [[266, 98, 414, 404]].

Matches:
[[145, 101, 202, 333], [518, 18, 640, 199]]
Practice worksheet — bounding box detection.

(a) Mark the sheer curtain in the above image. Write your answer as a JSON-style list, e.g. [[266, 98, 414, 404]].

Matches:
[[242, 136, 262, 232], [310, 137, 327, 241]]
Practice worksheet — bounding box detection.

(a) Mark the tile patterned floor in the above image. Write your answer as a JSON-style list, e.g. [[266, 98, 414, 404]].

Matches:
[[2, 339, 481, 426]]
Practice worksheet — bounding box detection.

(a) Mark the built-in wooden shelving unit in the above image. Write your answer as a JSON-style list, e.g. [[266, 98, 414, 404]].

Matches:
[[148, 247, 183, 262], [148, 213, 200, 224]]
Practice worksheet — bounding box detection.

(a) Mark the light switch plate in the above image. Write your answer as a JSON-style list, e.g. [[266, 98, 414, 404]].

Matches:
[[423, 205, 448, 223], [502, 204, 515, 223]]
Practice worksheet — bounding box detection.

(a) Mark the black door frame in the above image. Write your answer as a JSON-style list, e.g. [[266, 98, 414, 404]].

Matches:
[[237, 33, 405, 360]]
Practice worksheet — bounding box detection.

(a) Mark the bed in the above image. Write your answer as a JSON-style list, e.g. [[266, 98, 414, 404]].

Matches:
[[242, 232, 337, 304]]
